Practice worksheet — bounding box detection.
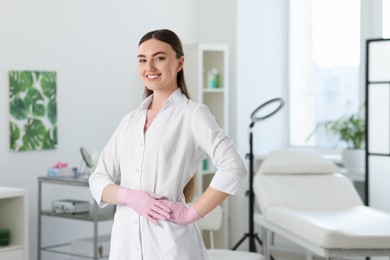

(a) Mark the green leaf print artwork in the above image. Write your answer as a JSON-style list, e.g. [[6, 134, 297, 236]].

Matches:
[[9, 70, 57, 151]]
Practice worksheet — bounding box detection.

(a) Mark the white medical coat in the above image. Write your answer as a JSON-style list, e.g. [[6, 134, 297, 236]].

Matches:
[[89, 88, 247, 260]]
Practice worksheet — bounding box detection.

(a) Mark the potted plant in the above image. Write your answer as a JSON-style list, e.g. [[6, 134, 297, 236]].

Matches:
[[327, 113, 365, 173], [306, 109, 366, 173], [327, 113, 365, 148], [306, 112, 365, 173]]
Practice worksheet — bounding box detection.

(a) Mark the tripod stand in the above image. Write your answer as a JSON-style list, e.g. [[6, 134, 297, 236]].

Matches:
[[232, 98, 284, 254]]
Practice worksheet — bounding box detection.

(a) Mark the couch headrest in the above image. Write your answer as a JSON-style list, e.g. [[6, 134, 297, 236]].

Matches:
[[258, 148, 339, 175]]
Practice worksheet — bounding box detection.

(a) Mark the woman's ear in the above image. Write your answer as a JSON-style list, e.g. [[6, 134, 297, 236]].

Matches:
[[177, 56, 184, 72]]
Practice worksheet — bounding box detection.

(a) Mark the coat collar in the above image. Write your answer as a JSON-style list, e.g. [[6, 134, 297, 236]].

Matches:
[[137, 88, 188, 111]]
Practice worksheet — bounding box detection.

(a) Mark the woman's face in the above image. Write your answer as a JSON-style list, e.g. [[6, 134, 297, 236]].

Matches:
[[137, 39, 184, 94]]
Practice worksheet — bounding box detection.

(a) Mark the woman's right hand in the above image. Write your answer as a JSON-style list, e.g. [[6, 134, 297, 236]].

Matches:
[[116, 188, 171, 224]]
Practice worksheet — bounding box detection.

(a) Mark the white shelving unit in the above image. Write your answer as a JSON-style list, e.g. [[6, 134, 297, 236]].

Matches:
[[0, 187, 28, 260], [184, 43, 230, 248], [185, 43, 229, 131]]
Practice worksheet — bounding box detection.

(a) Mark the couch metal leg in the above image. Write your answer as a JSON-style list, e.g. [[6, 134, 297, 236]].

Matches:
[[261, 227, 272, 260], [305, 251, 314, 260]]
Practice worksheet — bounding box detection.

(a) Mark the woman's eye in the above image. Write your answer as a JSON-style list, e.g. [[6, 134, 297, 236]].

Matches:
[[156, 56, 165, 61], [138, 59, 146, 63]]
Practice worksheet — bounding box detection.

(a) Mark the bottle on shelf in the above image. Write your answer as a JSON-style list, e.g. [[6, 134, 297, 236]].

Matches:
[[207, 68, 220, 89]]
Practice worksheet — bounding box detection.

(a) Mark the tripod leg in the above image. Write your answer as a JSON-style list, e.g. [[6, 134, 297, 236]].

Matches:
[[249, 236, 257, 252], [255, 234, 263, 246], [231, 234, 249, 250]]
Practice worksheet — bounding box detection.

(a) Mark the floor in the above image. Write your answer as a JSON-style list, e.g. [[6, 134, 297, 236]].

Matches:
[[271, 251, 306, 260], [267, 252, 373, 260]]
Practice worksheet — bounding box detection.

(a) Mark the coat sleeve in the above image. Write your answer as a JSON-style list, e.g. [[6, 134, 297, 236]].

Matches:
[[191, 104, 247, 195], [89, 114, 129, 207]]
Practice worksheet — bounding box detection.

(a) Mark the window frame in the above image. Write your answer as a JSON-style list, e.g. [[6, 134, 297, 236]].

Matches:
[[286, 0, 384, 156]]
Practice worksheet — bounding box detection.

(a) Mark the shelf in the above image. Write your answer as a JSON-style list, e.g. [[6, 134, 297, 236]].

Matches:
[[41, 243, 109, 259], [38, 175, 90, 187], [339, 168, 365, 182], [200, 170, 216, 175], [202, 88, 225, 93], [0, 187, 26, 199], [40, 209, 114, 222], [0, 244, 24, 253], [38, 176, 114, 260]]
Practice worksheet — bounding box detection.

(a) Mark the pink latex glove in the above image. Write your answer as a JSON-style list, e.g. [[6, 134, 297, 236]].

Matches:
[[160, 200, 202, 225], [116, 188, 171, 224]]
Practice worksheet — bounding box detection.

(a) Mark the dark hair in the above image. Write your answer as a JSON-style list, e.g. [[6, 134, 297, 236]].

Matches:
[[138, 29, 195, 202], [138, 29, 191, 100]]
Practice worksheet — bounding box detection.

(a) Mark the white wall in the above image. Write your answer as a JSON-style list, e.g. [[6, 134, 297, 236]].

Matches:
[[0, 1, 200, 259], [14, 1, 383, 258], [0, 0, 289, 258], [233, 0, 288, 250]]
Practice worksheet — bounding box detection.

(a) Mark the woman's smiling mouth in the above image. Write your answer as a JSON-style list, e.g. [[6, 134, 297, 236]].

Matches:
[[147, 74, 160, 79]]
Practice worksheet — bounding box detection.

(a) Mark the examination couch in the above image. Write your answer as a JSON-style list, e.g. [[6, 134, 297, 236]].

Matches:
[[253, 148, 390, 260]]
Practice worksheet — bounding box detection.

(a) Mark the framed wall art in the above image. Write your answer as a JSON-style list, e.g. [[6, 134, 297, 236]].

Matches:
[[9, 70, 57, 151]]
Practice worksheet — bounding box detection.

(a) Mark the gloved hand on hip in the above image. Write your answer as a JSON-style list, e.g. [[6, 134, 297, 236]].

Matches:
[[116, 188, 171, 224], [160, 200, 202, 224]]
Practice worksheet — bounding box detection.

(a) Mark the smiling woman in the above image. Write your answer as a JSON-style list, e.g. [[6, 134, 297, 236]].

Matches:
[[88, 29, 247, 260]]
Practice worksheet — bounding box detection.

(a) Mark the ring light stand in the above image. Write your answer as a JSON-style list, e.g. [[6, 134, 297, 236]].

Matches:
[[232, 98, 284, 254]]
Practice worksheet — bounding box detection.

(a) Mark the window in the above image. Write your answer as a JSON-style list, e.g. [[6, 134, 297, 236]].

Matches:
[[288, 0, 361, 148]]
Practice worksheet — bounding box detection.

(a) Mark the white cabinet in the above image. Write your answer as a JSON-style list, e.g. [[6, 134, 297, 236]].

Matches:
[[0, 187, 28, 260], [184, 43, 230, 248]]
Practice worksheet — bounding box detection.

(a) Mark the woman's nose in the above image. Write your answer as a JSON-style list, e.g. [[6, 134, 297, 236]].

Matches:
[[147, 60, 155, 70]]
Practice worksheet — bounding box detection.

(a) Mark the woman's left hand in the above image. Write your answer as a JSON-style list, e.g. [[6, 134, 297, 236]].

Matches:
[[159, 200, 202, 224]]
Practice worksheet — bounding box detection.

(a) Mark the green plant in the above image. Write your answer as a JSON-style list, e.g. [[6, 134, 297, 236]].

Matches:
[[306, 113, 365, 149], [327, 114, 365, 149]]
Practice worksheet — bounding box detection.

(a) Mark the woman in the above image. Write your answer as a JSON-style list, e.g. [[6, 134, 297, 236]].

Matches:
[[89, 29, 247, 260]]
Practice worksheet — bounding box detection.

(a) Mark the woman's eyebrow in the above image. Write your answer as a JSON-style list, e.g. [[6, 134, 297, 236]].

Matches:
[[137, 51, 167, 58]]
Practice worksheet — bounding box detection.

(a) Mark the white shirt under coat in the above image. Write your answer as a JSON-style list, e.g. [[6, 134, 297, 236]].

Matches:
[[89, 88, 247, 260]]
